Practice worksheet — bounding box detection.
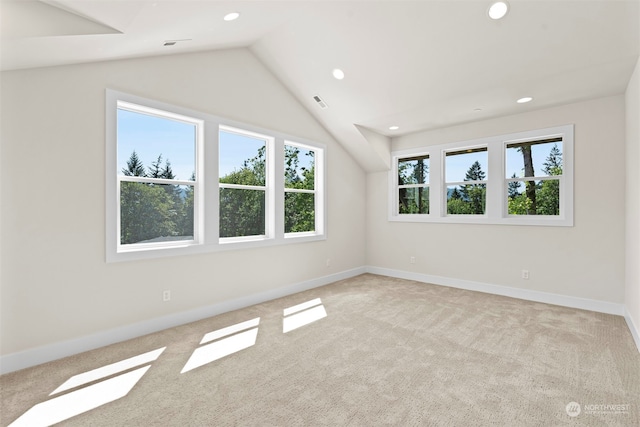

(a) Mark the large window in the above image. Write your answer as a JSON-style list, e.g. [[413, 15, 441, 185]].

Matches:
[[116, 103, 201, 250], [106, 90, 325, 262], [389, 125, 573, 226]]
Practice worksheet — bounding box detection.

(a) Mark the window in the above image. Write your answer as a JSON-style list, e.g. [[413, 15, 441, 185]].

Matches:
[[106, 90, 325, 262], [505, 138, 563, 216], [397, 155, 429, 214], [284, 143, 318, 234], [389, 124, 573, 226], [116, 102, 202, 250], [445, 147, 487, 215], [219, 127, 272, 240]]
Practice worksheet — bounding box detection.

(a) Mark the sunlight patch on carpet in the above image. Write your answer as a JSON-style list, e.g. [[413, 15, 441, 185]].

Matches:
[[181, 318, 260, 373], [283, 298, 327, 333]]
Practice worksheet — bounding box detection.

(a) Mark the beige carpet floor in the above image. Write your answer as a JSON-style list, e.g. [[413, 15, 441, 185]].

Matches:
[[1, 274, 639, 426]]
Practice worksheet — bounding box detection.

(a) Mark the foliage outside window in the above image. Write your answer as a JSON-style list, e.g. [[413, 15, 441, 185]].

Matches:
[[506, 139, 563, 216], [388, 124, 573, 226], [117, 106, 199, 248], [219, 128, 269, 239], [397, 155, 429, 214], [107, 89, 326, 262], [445, 148, 487, 215], [285, 143, 316, 233]]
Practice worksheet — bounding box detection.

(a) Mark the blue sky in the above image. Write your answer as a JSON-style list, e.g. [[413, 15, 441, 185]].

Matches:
[[118, 109, 314, 181], [117, 109, 196, 181], [118, 108, 559, 183], [403, 142, 562, 184]]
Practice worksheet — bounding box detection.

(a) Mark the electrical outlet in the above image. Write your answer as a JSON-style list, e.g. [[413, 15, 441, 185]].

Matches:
[[163, 290, 171, 301], [326, 258, 331, 267], [410, 256, 416, 264], [521, 270, 529, 280]]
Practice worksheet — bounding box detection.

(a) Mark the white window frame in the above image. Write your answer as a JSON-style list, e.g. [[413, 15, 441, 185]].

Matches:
[[389, 124, 574, 226], [443, 146, 489, 217], [218, 125, 274, 244], [106, 89, 326, 262], [283, 141, 325, 238], [395, 153, 430, 218]]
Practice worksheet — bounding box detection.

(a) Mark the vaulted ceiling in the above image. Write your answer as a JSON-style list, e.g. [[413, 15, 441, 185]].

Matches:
[[2, 0, 639, 171]]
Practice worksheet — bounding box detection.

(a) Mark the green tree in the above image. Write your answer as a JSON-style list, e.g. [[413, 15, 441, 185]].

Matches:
[[508, 173, 520, 199], [536, 144, 562, 215], [219, 147, 266, 237], [120, 181, 176, 244], [122, 150, 146, 177], [398, 157, 428, 214], [518, 145, 537, 214], [459, 161, 486, 214], [285, 146, 315, 232], [120, 151, 194, 244]]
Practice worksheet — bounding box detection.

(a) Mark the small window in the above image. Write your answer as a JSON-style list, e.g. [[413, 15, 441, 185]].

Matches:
[[284, 143, 317, 233], [219, 127, 271, 239], [506, 138, 563, 216], [397, 155, 429, 214], [117, 103, 200, 249], [445, 147, 487, 215]]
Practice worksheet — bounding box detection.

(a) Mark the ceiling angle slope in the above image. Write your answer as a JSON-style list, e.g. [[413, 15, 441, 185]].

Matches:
[[2, 0, 122, 39]]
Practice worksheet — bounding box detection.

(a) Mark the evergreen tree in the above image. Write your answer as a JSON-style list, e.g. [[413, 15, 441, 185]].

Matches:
[[148, 154, 163, 178], [508, 173, 521, 199], [460, 161, 486, 214], [122, 150, 146, 177], [537, 144, 563, 215], [542, 143, 562, 175]]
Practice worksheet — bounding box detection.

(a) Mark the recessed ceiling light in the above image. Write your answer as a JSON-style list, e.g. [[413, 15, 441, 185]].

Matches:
[[488, 1, 509, 20], [332, 69, 345, 80], [517, 96, 533, 104], [389, 126, 400, 130], [224, 12, 240, 21]]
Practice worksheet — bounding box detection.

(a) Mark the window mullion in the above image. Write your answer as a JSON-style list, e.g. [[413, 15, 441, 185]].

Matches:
[[205, 121, 218, 244], [486, 143, 502, 219], [274, 138, 285, 241]]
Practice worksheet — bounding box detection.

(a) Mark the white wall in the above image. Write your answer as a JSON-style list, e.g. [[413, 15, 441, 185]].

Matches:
[[0, 48, 366, 358], [625, 57, 640, 348], [367, 96, 626, 305]]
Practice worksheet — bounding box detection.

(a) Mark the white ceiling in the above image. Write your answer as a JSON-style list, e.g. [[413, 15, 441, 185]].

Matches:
[[2, 0, 639, 171]]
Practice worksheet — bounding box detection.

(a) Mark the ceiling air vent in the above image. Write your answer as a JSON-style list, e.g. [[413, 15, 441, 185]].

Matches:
[[313, 95, 328, 109]]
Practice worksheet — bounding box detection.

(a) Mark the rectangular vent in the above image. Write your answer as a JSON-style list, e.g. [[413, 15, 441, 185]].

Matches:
[[313, 95, 328, 109]]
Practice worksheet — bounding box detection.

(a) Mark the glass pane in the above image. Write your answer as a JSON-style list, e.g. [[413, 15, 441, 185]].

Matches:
[[447, 184, 486, 215], [398, 187, 429, 214], [117, 109, 196, 181], [219, 130, 266, 186], [445, 148, 488, 182], [398, 156, 429, 185], [120, 182, 194, 245], [507, 179, 560, 215], [219, 188, 265, 238], [285, 192, 315, 233], [506, 140, 563, 178], [285, 145, 315, 190]]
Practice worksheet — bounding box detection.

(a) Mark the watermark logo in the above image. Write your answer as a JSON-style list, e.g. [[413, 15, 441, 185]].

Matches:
[[565, 401, 631, 418], [566, 402, 581, 417]]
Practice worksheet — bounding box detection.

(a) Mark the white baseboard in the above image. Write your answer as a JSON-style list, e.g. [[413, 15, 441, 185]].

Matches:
[[0, 267, 366, 375], [624, 308, 640, 353], [366, 266, 625, 316]]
